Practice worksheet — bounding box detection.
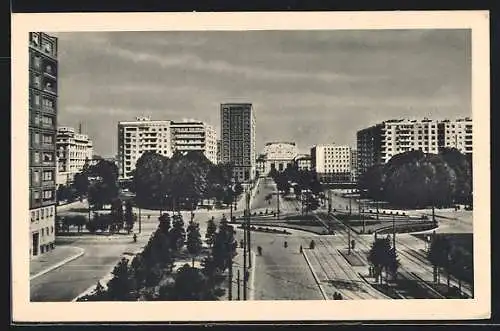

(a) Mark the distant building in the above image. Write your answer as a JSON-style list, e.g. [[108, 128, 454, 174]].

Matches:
[[258, 141, 299, 175], [117, 117, 173, 179], [171, 119, 218, 164], [350, 149, 358, 182], [29, 32, 58, 258], [220, 103, 256, 183], [311, 144, 354, 183], [356, 117, 473, 178], [216, 139, 222, 164], [117, 117, 218, 178], [294, 153, 312, 171], [56, 126, 93, 186]]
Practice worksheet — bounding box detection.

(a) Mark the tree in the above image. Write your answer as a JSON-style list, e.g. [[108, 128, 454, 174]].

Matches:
[[186, 221, 203, 267], [73, 172, 90, 198], [110, 198, 124, 232], [158, 213, 172, 235], [132, 151, 170, 209], [169, 264, 207, 301], [205, 217, 217, 248], [169, 214, 186, 252], [212, 221, 237, 272], [428, 234, 452, 286], [106, 257, 136, 301], [368, 236, 392, 284], [124, 200, 135, 234]]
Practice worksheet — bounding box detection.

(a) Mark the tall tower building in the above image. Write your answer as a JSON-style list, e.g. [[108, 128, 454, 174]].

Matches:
[[220, 103, 256, 183], [29, 32, 58, 258]]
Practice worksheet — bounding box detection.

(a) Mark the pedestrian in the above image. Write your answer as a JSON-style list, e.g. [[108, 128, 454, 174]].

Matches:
[[284, 241, 288, 248], [133, 233, 137, 243], [299, 245, 303, 254]]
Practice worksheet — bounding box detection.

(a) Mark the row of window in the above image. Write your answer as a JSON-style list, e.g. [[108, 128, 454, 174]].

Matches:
[[30, 72, 56, 93], [31, 131, 55, 146], [31, 150, 55, 164], [31, 206, 55, 222], [29, 90, 56, 110], [30, 52, 57, 75], [32, 189, 55, 202], [31, 169, 54, 186], [31, 113, 55, 128]]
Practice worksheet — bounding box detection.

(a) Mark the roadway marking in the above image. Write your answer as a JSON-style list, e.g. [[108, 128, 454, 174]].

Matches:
[[302, 250, 328, 300]]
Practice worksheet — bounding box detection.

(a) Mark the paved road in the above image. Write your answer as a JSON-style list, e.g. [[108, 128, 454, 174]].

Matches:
[[234, 228, 323, 300], [30, 217, 158, 302]]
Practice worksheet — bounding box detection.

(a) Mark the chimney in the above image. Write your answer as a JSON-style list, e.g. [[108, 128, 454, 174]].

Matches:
[[78, 122, 82, 134]]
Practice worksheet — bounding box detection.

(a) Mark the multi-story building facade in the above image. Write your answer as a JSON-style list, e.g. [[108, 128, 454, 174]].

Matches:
[[220, 103, 256, 183], [294, 154, 312, 171], [258, 142, 299, 174], [29, 32, 58, 258], [356, 123, 384, 178], [357, 117, 473, 178], [117, 117, 218, 178], [441, 118, 473, 155], [310, 144, 354, 183], [171, 119, 218, 164], [117, 117, 173, 179], [216, 139, 222, 164], [56, 126, 93, 186], [350, 149, 358, 182]]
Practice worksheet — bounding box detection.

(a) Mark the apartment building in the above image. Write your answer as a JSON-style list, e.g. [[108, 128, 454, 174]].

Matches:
[[310, 144, 354, 183], [220, 103, 256, 183], [357, 117, 473, 177], [171, 119, 218, 164], [29, 32, 58, 258], [350, 149, 358, 182], [117, 117, 173, 179], [56, 126, 93, 186], [117, 117, 218, 178]]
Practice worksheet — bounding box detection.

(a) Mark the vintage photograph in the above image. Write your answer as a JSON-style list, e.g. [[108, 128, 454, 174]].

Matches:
[[13, 11, 490, 322]]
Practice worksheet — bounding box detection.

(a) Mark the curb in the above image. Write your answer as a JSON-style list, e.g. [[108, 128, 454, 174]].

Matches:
[[71, 245, 147, 302], [30, 248, 85, 281], [301, 249, 328, 300]]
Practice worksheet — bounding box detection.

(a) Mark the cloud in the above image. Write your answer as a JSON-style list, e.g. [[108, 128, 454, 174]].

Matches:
[[54, 30, 471, 157]]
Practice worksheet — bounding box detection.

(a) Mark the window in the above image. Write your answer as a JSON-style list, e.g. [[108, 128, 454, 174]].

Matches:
[[42, 134, 53, 144], [34, 133, 40, 144], [33, 74, 41, 88], [46, 227, 49, 235], [51, 226, 54, 233], [43, 152, 53, 162], [36, 210, 40, 220], [41, 228, 45, 236], [43, 170, 53, 181], [34, 56, 41, 69], [31, 211, 35, 222], [32, 171, 40, 185], [41, 208, 45, 219], [43, 190, 53, 200]]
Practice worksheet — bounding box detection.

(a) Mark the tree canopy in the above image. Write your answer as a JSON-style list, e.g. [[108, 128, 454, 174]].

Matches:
[[358, 148, 472, 208]]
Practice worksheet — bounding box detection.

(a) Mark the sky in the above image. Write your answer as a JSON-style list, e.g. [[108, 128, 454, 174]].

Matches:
[[52, 29, 471, 158]]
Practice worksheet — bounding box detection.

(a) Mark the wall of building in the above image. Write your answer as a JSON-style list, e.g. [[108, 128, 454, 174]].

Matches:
[[220, 103, 256, 183], [29, 32, 58, 258], [56, 126, 93, 186], [311, 144, 354, 183]]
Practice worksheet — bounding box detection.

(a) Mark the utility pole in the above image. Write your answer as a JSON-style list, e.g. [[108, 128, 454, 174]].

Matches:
[[243, 206, 248, 300], [347, 221, 351, 255], [276, 188, 280, 219], [228, 257, 233, 300], [246, 190, 252, 269], [237, 269, 241, 300], [138, 206, 142, 233]]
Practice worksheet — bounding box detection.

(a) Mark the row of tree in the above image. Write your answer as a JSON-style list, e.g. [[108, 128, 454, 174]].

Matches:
[[79, 213, 237, 301], [358, 148, 473, 209], [428, 234, 471, 294], [131, 151, 244, 211]]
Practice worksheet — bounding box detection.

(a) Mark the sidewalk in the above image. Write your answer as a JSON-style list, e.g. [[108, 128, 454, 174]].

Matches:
[[30, 246, 85, 279], [226, 247, 256, 301]]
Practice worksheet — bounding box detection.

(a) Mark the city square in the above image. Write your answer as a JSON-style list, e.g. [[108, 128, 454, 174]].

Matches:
[[27, 29, 475, 303]]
